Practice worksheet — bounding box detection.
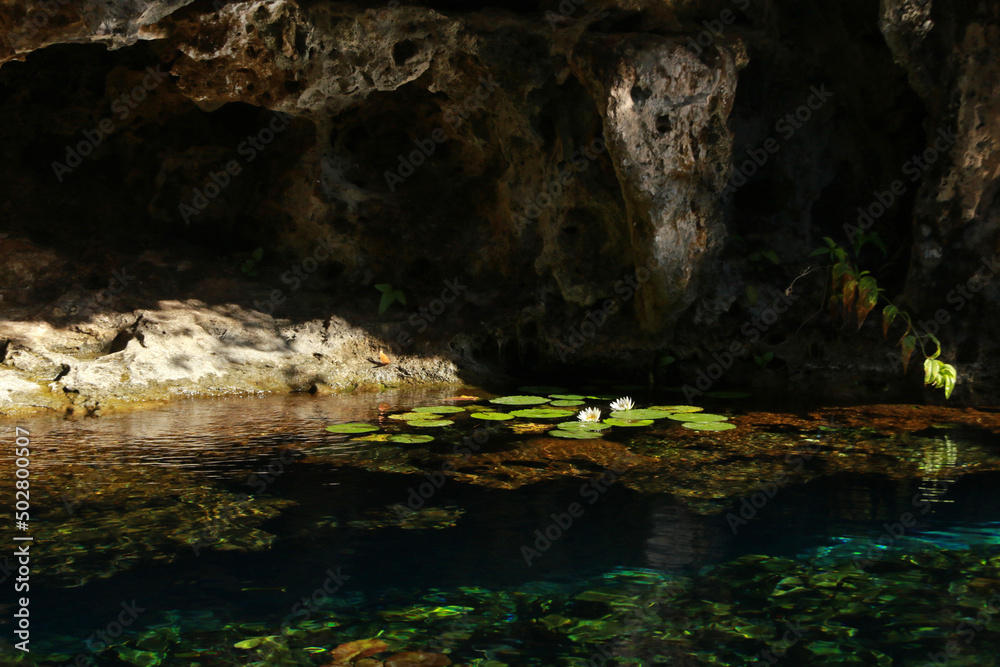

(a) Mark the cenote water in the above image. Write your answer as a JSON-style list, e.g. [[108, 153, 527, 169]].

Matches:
[[3, 387, 1000, 666]]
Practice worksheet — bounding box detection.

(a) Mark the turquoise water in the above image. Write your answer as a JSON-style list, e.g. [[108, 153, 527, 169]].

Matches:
[[2, 390, 999, 665]]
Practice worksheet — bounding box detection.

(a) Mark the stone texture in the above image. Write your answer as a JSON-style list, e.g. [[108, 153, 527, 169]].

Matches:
[[0, 0, 999, 413]]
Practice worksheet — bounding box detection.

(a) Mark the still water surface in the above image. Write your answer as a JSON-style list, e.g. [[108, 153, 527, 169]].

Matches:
[[2, 388, 999, 666]]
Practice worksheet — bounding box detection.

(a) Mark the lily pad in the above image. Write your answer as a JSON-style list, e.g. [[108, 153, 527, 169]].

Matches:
[[609, 409, 674, 420], [489, 395, 551, 405], [587, 394, 619, 401], [412, 405, 466, 413], [518, 385, 566, 394], [470, 411, 514, 421], [602, 418, 655, 427], [548, 429, 604, 439], [510, 408, 575, 419], [550, 400, 585, 407], [389, 412, 432, 420], [648, 405, 703, 413], [388, 434, 436, 443], [683, 421, 736, 431], [326, 423, 379, 434], [351, 433, 392, 442], [557, 421, 611, 432], [549, 393, 587, 400], [407, 419, 454, 428], [667, 413, 729, 422]]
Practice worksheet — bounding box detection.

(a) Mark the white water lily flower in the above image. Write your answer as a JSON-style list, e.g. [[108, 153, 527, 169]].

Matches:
[[577, 407, 602, 422], [610, 396, 634, 412]]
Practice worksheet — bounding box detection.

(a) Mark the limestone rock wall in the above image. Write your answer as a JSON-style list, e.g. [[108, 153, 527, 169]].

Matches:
[[0, 0, 998, 412]]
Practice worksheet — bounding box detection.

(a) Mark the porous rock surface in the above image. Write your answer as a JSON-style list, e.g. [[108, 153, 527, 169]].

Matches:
[[0, 0, 998, 414]]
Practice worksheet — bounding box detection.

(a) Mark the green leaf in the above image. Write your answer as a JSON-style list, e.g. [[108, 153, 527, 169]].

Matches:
[[326, 422, 379, 434], [762, 250, 780, 265], [923, 359, 958, 399], [602, 418, 654, 427], [856, 275, 879, 328], [378, 292, 395, 314], [682, 421, 736, 431], [882, 304, 899, 339], [925, 333, 942, 360], [388, 434, 435, 444], [470, 411, 514, 420], [809, 247, 830, 257], [667, 412, 729, 422], [375, 283, 393, 293], [509, 408, 575, 419], [392, 289, 407, 306], [823, 236, 836, 248], [489, 395, 551, 405], [407, 419, 454, 427], [251, 247, 264, 261], [900, 335, 917, 373]]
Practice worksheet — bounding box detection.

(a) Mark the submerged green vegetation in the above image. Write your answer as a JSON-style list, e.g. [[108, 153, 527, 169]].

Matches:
[[3, 390, 999, 666]]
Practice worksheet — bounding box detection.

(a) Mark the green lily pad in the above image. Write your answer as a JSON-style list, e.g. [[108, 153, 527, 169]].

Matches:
[[489, 395, 551, 405], [470, 411, 514, 421], [510, 408, 575, 419], [705, 390, 751, 399], [549, 393, 586, 400], [609, 409, 674, 420], [518, 385, 566, 394], [550, 400, 585, 407], [388, 434, 436, 443], [325, 423, 379, 434], [683, 421, 736, 431], [412, 405, 466, 413], [648, 405, 703, 413], [557, 421, 611, 432], [587, 394, 619, 401], [548, 429, 604, 439], [602, 418, 654, 427], [407, 419, 454, 428], [351, 433, 392, 442], [667, 413, 729, 422], [388, 412, 432, 420]]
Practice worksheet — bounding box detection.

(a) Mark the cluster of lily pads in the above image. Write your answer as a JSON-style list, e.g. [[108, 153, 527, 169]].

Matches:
[[324, 387, 734, 442]]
